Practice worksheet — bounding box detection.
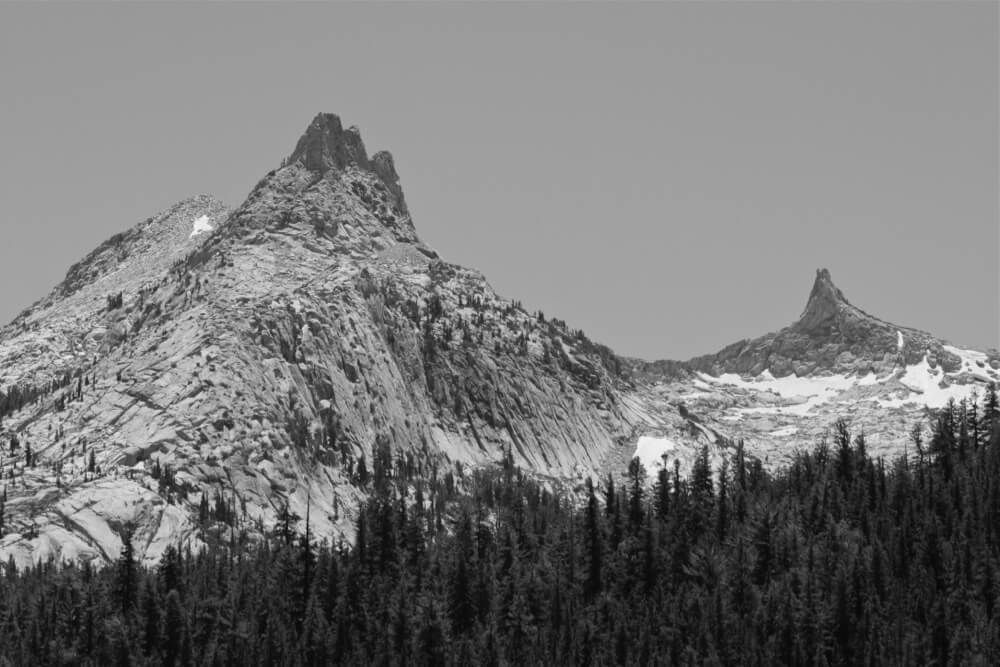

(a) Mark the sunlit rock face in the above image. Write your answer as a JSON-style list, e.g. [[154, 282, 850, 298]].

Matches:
[[0, 114, 634, 567]]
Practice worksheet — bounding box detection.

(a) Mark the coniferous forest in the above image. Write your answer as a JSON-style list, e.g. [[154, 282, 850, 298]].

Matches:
[[0, 388, 998, 666]]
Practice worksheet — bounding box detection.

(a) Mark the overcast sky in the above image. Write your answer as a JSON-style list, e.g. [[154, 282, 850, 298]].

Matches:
[[0, 2, 996, 359]]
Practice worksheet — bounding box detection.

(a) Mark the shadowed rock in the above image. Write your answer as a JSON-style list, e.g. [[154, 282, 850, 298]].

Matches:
[[795, 268, 851, 334], [287, 112, 370, 173]]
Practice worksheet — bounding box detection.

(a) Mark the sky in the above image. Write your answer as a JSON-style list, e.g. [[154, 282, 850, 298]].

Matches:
[[0, 2, 996, 360]]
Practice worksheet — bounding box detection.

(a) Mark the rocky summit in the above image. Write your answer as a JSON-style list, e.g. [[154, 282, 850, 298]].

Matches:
[[686, 268, 966, 378], [0, 113, 996, 567]]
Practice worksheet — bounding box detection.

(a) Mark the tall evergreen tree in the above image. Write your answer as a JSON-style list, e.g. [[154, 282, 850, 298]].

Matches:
[[116, 525, 138, 614], [583, 477, 602, 602]]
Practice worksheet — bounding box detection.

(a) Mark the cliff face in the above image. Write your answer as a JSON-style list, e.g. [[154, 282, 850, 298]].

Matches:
[[0, 114, 633, 567]]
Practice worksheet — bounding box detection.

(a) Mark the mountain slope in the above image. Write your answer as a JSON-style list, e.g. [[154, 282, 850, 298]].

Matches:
[[0, 114, 637, 567], [628, 269, 1000, 470], [0, 195, 230, 390]]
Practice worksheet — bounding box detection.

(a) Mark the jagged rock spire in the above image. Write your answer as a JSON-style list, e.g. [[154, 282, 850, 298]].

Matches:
[[371, 149, 407, 215], [287, 113, 370, 172], [286, 113, 407, 214], [796, 268, 851, 333]]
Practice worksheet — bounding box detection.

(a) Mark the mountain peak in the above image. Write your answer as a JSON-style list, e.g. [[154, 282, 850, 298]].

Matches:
[[284, 113, 407, 214], [287, 112, 371, 173], [796, 268, 851, 333]]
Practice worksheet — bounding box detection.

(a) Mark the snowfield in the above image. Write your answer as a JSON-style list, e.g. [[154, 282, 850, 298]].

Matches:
[[697, 353, 996, 417], [696, 369, 885, 416], [698, 369, 881, 399]]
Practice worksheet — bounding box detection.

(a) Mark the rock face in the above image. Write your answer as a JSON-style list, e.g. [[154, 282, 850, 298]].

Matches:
[[0, 113, 995, 568], [0, 114, 634, 567]]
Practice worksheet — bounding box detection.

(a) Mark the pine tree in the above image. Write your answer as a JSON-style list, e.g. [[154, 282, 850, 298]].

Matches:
[[116, 525, 138, 614], [603, 473, 616, 519], [716, 457, 730, 541], [583, 477, 602, 601], [163, 589, 186, 666], [417, 601, 447, 667], [141, 581, 161, 656], [689, 445, 714, 535], [301, 596, 330, 666], [653, 463, 670, 520], [627, 456, 646, 531], [448, 554, 475, 635], [294, 500, 315, 633], [835, 419, 852, 483], [157, 545, 182, 595], [984, 383, 999, 445], [276, 504, 299, 546]]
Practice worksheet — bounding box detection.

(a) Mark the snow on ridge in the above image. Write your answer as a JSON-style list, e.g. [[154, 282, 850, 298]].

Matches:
[[189, 215, 213, 238]]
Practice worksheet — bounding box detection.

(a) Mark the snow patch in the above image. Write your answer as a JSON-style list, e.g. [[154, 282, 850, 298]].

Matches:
[[943, 345, 995, 382], [897, 331, 904, 351], [633, 435, 677, 477], [698, 369, 883, 415], [189, 215, 213, 238], [699, 370, 878, 399], [857, 373, 881, 386], [698, 370, 889, 416], [887, 353, 985, 408]]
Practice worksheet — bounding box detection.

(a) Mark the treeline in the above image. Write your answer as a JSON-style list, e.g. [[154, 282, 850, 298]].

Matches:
[[0, 389, 997, 665]]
